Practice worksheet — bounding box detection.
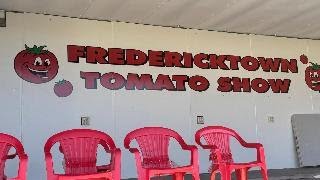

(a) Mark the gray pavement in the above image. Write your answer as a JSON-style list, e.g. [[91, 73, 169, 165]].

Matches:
[[248, 167, 320, 180], [124, 167, 320, 180]]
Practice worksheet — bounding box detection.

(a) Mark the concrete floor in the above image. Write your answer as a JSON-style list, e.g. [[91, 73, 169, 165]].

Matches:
[[247, 167, 320, 180], [215, 167, 320, 179], [125, 167, 320, 180]]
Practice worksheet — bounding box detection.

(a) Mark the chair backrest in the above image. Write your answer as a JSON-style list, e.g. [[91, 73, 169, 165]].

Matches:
[[44, 129, 116, 175], [0, 133, 25, 179], [195, 126, 243, 163], [124, 127, 185, 167]]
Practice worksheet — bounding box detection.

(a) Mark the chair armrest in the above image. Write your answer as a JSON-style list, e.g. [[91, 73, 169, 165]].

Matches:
[[181, 145, 197, 151], [17, 154, 28, 179], [181, 145, 199, 166], [44, 152, 55, 176], [197, 145, 223, 163], [128, 148, 142, 167], [242, 142, 263, 149], [7, 152, 18, 160], [199, 144, 218, 150], [128, 148, 140, 154], [58, 145, 64, 154], [98, 148, 121, 172], [111, 148, 121, 155], [111, 148, 121, 170], [235, 135, 263, 149], [240, 142, 266, 162]]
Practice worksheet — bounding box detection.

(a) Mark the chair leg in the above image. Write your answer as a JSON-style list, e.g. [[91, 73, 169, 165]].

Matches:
[[145, 174, 150, 180], [173, 172, 184, 180], [260, 166, 268, 180], [154, 174, 162, 180], [221, 172, 231, 180], [192, 171, 200, 180], [235, 168, 248, 180], [236, 169, 241, 180], [210, 171, 216, 180], [220, 168, 231, 180], [112, 170, 121, 180], [140, 172, 150, 180]]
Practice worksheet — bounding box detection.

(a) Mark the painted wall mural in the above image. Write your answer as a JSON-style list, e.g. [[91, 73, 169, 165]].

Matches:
[[13, 44, 319, 97], [53, 79, 73, 97], [305, 62, 320, 91], [14, 45, 59, 84]]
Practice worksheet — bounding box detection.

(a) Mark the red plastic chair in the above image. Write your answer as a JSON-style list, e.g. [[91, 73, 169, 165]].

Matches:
[[124, 127, 200, 180], [44, 129, 121, 180], [195, 126, 268, 180], [0, 133, 28, 180]]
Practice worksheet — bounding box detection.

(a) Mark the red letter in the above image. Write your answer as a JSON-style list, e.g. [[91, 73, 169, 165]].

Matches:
[[281, 58, 298, 73], [149, 50, 164, 67], [241, 56, 260, 71], [227, 55, 241, 70], [209, 54, 229, 70], [100, 72, 126, 90], [80, 71, 100, 89], [86, 46, 108, 64], [194, 53, 209, 69], [189, 75, 209, 92], [126, 49, 147, 66], [268, 79, 291, 93], [68, 45, 85, 63], [217, 77, 232, 92], [251, 78, 269, 93], [183, 52, 193, 68], [164, 51, 183, 67], [258, 57, 280, 72], [154, 74, 176, 90], [125, 73, 155, 90], [232, 77, 251, 92], [108, 48, 125, 65], [172, 75, 188, 91]]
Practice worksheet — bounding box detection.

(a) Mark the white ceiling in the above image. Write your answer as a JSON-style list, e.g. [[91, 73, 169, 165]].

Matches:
[[1, 0, 320, 39]]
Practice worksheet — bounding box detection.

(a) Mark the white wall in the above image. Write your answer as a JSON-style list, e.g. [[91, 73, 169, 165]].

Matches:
[[1, 12, 320, 179]]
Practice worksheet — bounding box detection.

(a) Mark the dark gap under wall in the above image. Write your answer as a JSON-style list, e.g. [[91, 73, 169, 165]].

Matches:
[[0, 10, 6, 27]]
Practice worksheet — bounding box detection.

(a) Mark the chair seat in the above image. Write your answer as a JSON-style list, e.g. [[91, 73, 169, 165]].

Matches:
[[209, 161, 263, 172], [97, 164, 112, 172], [58, 172, 111, 180], [142, 160, 178, 169], [60, 177, 107, 180], [229, 161, 263, 168]]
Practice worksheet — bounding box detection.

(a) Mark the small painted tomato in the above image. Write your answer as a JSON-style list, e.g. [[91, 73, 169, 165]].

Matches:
[[300, 54, 308, 64], [54, 80, 73, 97]]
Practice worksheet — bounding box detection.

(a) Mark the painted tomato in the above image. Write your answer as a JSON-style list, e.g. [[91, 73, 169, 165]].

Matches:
[[14, 45, 59, 84], [54, 80, 73, 97], [305, 64, 320, 91], [300, 54, 308, 64]]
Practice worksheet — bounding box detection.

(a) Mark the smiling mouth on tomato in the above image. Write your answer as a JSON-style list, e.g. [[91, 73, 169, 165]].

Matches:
[[311, 81, 320, 86], [28, 67, 48, 78]]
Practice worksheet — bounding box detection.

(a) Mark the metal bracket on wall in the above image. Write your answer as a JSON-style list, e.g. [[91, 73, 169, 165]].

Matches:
[[0, 10, 6, 27]]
